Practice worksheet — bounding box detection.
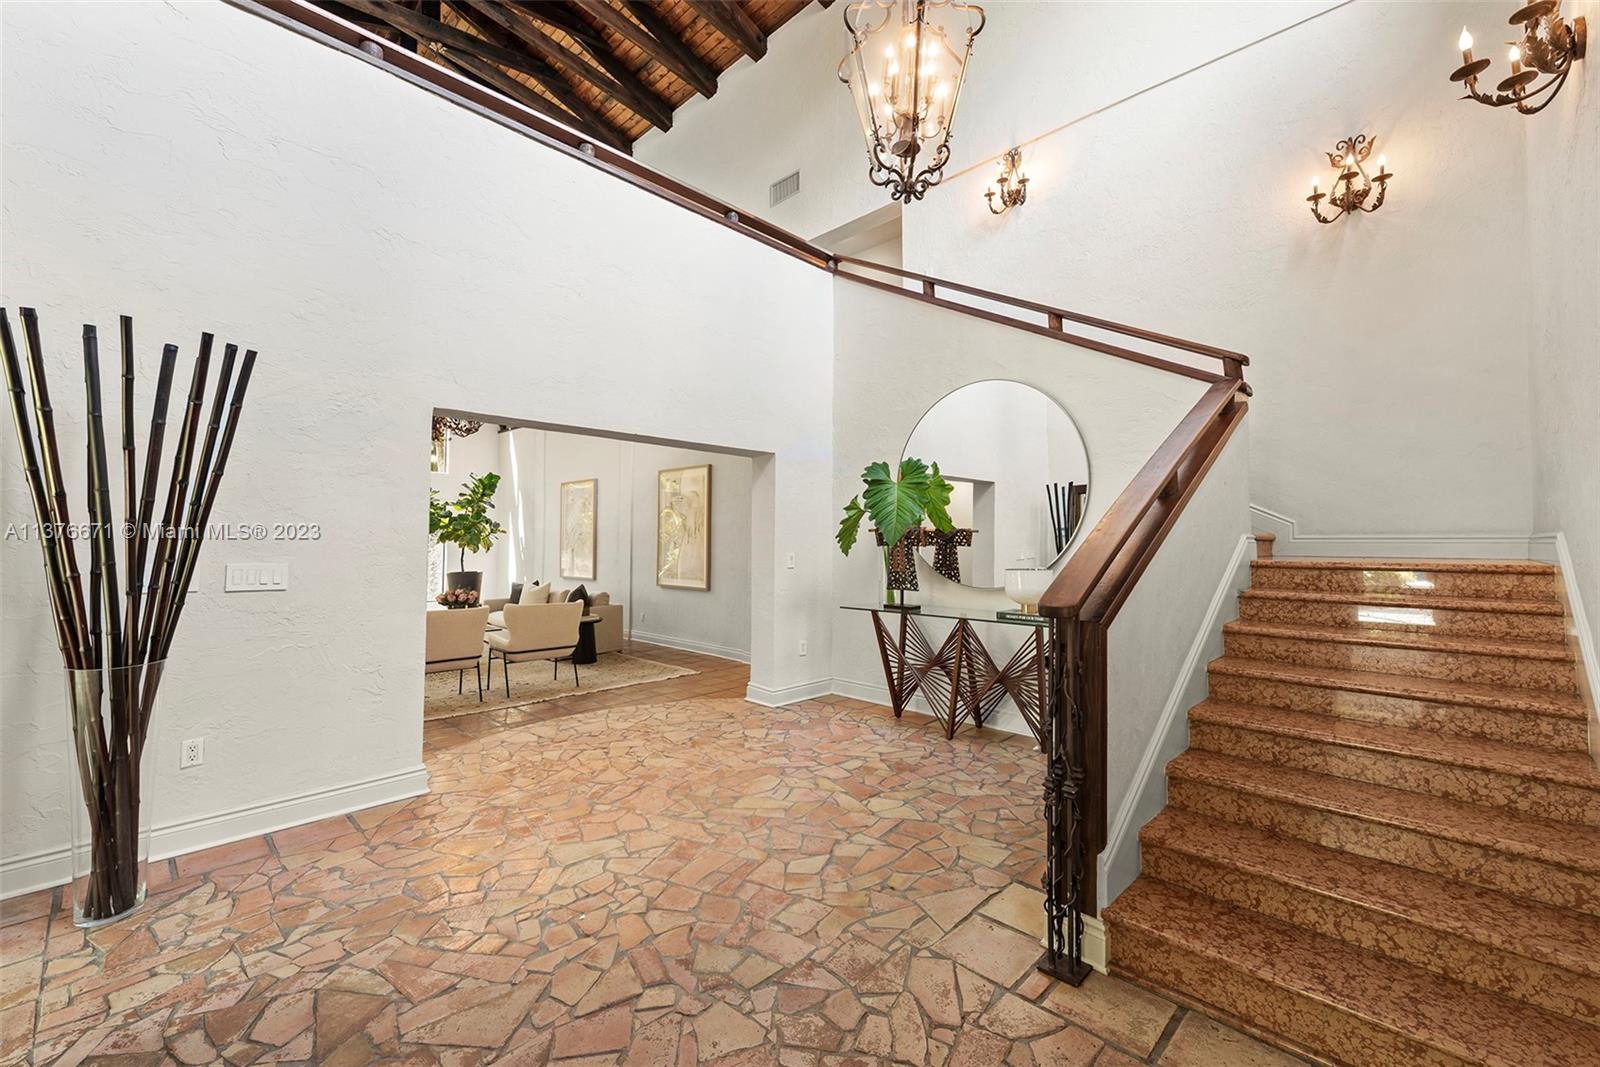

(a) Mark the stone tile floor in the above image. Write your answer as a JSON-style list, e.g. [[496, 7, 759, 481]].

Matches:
[[2, 644, 1308, 1065]]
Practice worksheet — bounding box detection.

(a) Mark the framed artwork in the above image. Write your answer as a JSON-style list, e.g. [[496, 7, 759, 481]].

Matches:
[[559, 478, 597, 580], [657, 464, 711, 590]]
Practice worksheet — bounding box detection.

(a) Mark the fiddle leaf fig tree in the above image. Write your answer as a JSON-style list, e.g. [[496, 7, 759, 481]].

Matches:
[[434, 471, 505, 572], [837, 457, 955, 604]]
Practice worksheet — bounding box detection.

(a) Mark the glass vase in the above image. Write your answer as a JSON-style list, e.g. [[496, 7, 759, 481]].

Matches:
[[64, 661, 161, 928]]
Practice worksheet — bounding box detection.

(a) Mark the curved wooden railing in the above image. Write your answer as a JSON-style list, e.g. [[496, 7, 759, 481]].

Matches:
[[832, 256, 1250, 389], [1033, 377, 1249, 984]]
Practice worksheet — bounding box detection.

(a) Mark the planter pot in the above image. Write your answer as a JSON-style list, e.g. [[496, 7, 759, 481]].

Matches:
[[64, 662, 160, 928], [446, 571, 482, 597]]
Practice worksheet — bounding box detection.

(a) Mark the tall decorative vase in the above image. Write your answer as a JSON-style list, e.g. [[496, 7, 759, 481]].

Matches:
[[64, 661, 160, 927]]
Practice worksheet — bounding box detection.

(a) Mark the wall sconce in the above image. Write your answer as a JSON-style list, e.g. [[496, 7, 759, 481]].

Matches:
[[1451, 2, 1586, 115], [985, 148, 1028, 215], [1306, 135, 1391, 224]]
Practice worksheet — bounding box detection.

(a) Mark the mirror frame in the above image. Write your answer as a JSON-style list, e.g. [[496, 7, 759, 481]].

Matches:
[[900, 378, 1092, 580]]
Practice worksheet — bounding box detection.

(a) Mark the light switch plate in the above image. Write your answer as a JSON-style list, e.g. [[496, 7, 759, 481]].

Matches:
[[224, 563, 289, 592]]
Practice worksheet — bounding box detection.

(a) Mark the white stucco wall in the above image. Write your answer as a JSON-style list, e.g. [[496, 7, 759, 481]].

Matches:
[[830, 280, 1212, 737], [0, 0, 831, 888], [639, 0, 1560, 550], [1525, 0, 1599, 656]]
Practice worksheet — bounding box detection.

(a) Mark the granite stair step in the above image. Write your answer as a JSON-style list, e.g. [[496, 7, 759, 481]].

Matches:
[[1249, 558, 1559, 600], [1105, 878, 1600, 1067], [1237, 588, 1568, 641], [1221, 621, 1578, 693], [1187, 700, 1600, 825], [1206, 656, 1588, 751], [1139, 807, 1600, 1025], [1164, 749, 1600, 915]]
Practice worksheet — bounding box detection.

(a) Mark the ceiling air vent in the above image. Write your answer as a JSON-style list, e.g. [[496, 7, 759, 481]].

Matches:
[[769, 170, 801, 207]]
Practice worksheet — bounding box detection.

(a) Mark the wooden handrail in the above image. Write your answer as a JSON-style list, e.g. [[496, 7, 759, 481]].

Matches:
[[1040, 378, 1246, 619], [833, 255, 1250, 373], [1036, 374, 1247, 988]]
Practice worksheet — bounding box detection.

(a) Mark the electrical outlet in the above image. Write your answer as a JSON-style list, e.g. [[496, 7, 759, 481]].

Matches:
[[798, 639, 808, 657], [180, 738, 204, 769], [785, 553, 797, 570]]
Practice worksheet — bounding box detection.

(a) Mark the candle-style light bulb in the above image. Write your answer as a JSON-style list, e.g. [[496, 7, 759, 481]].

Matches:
[[1311, 175, 1320, 191], [1376, 154, 1387, 173], [1509, 44, 1522, 63], [1459, 27, 1474, 53]]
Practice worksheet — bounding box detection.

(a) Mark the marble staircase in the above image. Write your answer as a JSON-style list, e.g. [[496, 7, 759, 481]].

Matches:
[[1104, 557, 1600, 1067]]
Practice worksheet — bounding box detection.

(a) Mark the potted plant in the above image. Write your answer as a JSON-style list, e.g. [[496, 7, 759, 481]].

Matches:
[[432, 471, 504, 598], [836, 458, 955, 608]]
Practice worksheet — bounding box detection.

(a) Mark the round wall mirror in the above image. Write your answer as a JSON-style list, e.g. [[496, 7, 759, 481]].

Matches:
[[901, 379, 1090, 590]]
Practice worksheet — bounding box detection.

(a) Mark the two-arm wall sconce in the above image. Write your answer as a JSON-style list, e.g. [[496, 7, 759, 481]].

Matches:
[[1306, 135, 1392, 224], [985, 148, 1028, 214], [1451, 2, 1586, 115]]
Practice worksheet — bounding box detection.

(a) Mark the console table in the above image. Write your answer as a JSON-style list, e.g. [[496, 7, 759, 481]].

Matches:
[[842, 605, 1048, 746]]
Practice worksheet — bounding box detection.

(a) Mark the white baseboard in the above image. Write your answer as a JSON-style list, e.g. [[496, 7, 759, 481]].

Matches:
[[1534, 532, 1600, 763], [630, 629, 751, 664], [1100, 535, 1253, 905], [1, 764, 429, 900], [1038, 915, 1108, 975], [745, 677, 836, 707], [1250, 505, 1538, 560]]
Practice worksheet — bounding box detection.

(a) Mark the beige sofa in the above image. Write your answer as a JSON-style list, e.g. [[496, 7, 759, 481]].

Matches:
[[486, 585, 624, 655]]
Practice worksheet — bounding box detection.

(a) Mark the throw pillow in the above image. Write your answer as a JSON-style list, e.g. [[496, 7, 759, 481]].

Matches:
[[590, 591, 611, 606], [520, 581, 548, 605], [567, 584, 592, 612], [509, 581, 523, 605]]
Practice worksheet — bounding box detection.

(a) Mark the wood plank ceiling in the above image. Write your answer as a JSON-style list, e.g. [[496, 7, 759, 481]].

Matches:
[[322, 1, 830, 153]]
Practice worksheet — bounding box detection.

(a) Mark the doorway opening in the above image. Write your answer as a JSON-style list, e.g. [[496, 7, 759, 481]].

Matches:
[[423, 409, 759, 723]]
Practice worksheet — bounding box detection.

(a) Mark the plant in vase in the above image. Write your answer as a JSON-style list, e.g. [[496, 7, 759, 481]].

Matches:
[[431, 471, 503, 598], [435, 587, 480, 609], [1, 308, 258, 926], [836, 457, 955, 608]]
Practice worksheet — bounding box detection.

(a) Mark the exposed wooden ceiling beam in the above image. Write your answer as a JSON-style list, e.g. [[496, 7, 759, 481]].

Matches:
[[339, 0, 631, 150], [472, 1, 675, 131], [436, 46, 631, 153], [685, 1, 767, 61], [580, 1, 719, 100]]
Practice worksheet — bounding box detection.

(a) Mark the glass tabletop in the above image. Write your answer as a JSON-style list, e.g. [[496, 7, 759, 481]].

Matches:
[[839, 604, 1050, 627]]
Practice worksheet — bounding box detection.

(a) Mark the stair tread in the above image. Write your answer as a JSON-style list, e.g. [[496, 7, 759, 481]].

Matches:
[[1107, 878, 1600, 1067], [1190, 699, 1600, 788], [1142, 807, 1600, 978], [1208, 655, 1587, 719], [1167, 749, 1600, 873], [1240, 587, 1566, 616], [1224, 620, 1574, 661], [1251, 558, 1556, 575]]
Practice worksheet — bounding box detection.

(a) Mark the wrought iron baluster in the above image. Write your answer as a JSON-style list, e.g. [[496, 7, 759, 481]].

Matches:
[[1039, 617, 1092, 985]]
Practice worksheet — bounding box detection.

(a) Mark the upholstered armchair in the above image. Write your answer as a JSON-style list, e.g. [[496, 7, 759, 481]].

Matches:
[[425, 606, 491, 701], [486, 600, 583, 695]]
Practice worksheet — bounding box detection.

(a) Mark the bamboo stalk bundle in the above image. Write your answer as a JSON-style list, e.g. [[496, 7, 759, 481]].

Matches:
[[0, 307, 258, 923]]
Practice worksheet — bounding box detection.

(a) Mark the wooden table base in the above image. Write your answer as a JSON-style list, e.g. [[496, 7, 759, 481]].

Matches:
[[869, 609, 1047, 747]]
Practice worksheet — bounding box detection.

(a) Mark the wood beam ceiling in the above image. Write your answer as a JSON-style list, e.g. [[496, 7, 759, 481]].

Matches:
[[317, 1, 814, 151]]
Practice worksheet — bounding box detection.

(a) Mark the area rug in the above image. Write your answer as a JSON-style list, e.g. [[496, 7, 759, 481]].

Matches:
[[423, 652, 696, 721]]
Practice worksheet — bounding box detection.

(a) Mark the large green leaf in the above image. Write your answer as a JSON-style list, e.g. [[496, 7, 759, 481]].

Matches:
[[835, 456, 957, 557], [837, 496, 865, 555]]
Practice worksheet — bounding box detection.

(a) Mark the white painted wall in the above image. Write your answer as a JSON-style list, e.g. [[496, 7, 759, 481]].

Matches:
[[1525, 0, 1599, 655], [0, 0, 831, 890], [640, 0, 1560, 551], [1103, 427, 1251, 903], [491, 428, 756, 660], [830, 280, 1212, 737]]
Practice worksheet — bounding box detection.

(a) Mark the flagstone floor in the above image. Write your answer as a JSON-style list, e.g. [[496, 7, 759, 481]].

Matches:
[[2, 644, 1306, 1066]]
